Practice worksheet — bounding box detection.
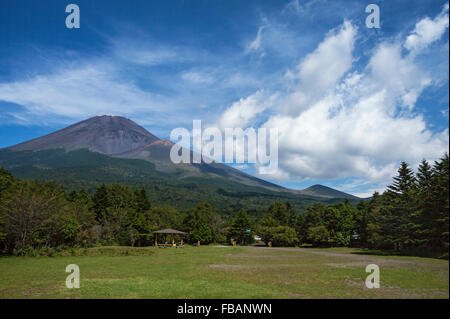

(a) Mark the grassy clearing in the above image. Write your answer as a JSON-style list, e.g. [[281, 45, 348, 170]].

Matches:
[[0, 246, 447, 299]]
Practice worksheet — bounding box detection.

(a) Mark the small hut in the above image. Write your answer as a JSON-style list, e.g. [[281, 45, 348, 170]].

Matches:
[[153, 229, 187, 248]]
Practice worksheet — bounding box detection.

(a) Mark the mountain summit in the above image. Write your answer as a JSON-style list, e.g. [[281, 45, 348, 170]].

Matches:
[[2, 115, 286, 191], [7, 115, 159, 156]]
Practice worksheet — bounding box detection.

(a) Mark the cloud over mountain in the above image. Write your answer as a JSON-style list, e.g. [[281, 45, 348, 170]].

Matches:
[[215, 6, 449, 196]]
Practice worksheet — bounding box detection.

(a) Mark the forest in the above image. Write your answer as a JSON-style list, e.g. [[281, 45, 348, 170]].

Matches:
[[0, 153, 448, 258], [0, 148, 353, 219]]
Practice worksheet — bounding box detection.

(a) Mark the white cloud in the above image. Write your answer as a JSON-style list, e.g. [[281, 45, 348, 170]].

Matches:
[[222, 72, 262, 88], [404, 3, 449, 53], [278, 20, 356, 115], [0, 63, 174, 125], [282, 0, 302, 15], [109, 35, 196, 66], [367, 43, 431, 110], [0, 35, 267, 133], [297, 20, 356, 95], [217, 19, 449, 189], [246, 26, 265, 53], [243, 15, 307, 60], [181, 71, 215, 84], [218, 90, 277, 129]]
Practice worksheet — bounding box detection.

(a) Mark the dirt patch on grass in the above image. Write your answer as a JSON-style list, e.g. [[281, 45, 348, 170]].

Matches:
[[207, 264, 253, 270], [254, 247, 444, 267], [224, 254, 304, 259], [326, 260, 416, 268], [289, 293, 306, 298], [207, 263, 305, 270], [342, 278, 448, 299]]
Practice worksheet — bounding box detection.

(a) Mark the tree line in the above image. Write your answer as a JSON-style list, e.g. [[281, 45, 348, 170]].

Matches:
[[0, 153, 448, 257], [0, 170, 226, 255], [254, 154, 448, 257]]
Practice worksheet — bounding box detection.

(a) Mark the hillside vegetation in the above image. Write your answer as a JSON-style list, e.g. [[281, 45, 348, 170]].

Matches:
[[0, 148, 350, 218]]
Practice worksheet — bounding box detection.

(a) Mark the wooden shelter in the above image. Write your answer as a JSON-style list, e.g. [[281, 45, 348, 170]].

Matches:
[[153, 229, 187, 248]]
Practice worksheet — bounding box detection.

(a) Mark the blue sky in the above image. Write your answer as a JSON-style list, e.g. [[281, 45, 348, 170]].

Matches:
[[0, 0, 448, 197]]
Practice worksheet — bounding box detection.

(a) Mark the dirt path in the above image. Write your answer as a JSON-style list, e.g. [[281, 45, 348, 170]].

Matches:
[[247, 246, 444, 267]]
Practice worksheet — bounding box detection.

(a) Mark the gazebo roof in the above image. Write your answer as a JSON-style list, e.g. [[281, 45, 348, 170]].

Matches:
[[153, 228, 187, 235]]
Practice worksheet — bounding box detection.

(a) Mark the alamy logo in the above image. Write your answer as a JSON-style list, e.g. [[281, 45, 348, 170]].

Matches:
[[65, 4, 80, 29], [365, 4, 380, 29], [365, 264, 380, 289], [65, 264, 80, 288], [170, 120, 278, 174]]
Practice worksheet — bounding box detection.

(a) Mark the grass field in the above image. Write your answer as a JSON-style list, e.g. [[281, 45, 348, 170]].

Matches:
[[0, 246, 448, 299]]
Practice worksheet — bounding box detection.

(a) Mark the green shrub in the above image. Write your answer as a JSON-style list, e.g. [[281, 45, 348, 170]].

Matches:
[[271, 226, 299, 247], [307, 226, 330, 247]]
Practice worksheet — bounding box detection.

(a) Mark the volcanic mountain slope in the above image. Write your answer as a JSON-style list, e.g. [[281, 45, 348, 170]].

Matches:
[[0, 115, 360, 215], [117, 137, 285, 190], [4, 115, 286, 191], [296, 184, 360, 200], [7, 115, 159, 156]]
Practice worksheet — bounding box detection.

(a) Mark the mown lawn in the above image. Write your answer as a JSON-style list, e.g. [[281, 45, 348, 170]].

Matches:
[[0, 246, 448, 299]]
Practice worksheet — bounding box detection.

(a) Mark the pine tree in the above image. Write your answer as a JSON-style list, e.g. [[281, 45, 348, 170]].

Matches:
[[417, 160, 433, 189], [183, 202, 213, 243], [386, 162, 416, 250], [227, 209, 253, 245], [429, 154, 449, 250], [387, 162, 416, 195], [415, 160, 434, 247], [266, 201, 289, 225], [190, 219, 212, 244]]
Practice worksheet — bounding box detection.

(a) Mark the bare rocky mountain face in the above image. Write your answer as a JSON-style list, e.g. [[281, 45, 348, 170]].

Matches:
[[6, 115, 159, 156]]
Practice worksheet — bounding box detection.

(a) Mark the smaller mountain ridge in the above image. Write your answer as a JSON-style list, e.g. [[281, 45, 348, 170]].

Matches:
[[297, 184, 359, 200]]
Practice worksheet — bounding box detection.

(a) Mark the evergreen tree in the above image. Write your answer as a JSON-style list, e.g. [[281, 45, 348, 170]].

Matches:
[[386, 162, 417, 250], [0, 167, 14, 197], [227, 209, 253, 245], [209, 213, 226, 244], [286, 201, 297, 225], [92, 184, 109, 222], [183, 202, 212, 231], [134, 188, 151, 213], [183, 202, 213, 243], [387, 162, 416, 195], [355, 200, 369, 246], [300, 203, 325, 243], [417, 159, 433, 189], [429, 154, 449, 250], [414, 159, 434, 246], [149, 205, 182, 229], [266, 201, 289, 225], [190, 219, 212, 244]]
